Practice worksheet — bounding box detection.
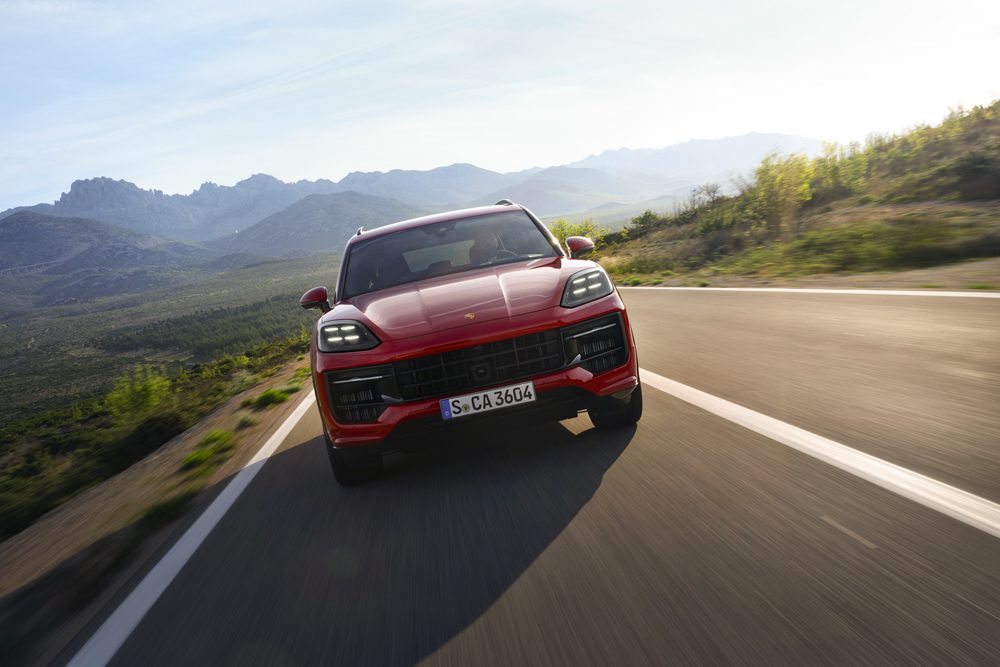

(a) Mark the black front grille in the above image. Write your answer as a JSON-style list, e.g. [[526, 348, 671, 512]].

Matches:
[[561, 313, 629, 374], [325, 365, 396, 423], [394, 329, 564, 401], [326, 313, 630, 420]]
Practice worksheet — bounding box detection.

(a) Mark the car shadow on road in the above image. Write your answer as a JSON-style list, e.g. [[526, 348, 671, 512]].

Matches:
[[109, 417, 636, 666]]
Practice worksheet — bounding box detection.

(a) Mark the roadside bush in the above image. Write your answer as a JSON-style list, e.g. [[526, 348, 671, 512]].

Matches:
[[236, 414, 258, 430], [607, 254, 675, 274], [253, 389, 289, 409], [181, 430, 235, 472], [139, 489, 198, 528], [715, 219, 1000, 276], [953, 151, 1000, 200], [104, 366, 171, 422], [97, 412, 187, 472]]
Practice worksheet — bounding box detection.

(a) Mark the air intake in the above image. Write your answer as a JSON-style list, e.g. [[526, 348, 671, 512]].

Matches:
[[561, 313, 628, 374], [325, 365, 397, 423]]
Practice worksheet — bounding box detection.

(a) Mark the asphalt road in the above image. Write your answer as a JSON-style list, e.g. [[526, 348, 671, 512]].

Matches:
[[79, 289, 1000, 665]]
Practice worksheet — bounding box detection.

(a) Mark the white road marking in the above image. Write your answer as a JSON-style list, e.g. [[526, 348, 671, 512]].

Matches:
[[69, 362, 1000, 663], [621, 286, 1000, 298], [821, 516, 878, 549], [640, 369, 1000, 540], [67, 391, 317, 667]]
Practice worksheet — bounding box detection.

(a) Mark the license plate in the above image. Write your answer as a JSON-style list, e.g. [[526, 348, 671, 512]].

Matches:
[[439, 381, 536, 420]]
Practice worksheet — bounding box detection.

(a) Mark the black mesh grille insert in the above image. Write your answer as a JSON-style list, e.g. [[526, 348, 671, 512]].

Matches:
[[325, 365, 396, 423], [394, 329, 564, 401], [561, 313, 628, 375]]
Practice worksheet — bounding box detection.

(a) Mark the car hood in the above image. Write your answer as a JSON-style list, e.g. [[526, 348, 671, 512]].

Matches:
[[327, 257, 596, 340]]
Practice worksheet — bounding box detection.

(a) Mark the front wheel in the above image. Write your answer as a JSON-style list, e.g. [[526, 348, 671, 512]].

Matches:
[[322, 421, 383, 486], [327, 445, 384, 486], [588, 384, 643, 429]]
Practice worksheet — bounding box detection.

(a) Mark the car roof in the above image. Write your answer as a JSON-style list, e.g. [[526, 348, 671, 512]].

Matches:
[[345, 203, 526, 246]]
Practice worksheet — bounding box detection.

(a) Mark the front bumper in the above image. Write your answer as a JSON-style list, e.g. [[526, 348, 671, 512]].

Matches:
[[338, 373, 637, 463], [312, 298, 639, 451]]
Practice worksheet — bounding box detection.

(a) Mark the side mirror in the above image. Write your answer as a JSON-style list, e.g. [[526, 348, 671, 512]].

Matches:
[[300, 286, 332, 312], [566, 236, 595, 258]]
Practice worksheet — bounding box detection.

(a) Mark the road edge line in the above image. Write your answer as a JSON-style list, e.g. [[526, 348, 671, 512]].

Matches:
[[620, 287, 1000, 298], [66, 391, 317, 667], [640, 369, 1000, 539]]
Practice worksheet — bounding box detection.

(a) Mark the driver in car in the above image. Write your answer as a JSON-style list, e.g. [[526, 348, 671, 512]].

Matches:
[[469, 228, 500, 265]]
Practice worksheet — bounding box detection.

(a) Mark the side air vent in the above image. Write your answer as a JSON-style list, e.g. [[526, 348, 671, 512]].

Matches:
[[325, 365, 398, 423], [561, 313, 628, 374]]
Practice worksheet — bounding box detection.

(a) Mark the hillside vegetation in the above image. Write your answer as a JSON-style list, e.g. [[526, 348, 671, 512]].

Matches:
[[0, 254, 335, 422], [559, 102, 1000, 283], [0, 335, 309, 539], [0, 250, 343, 539], [0, 212, 211, 273]]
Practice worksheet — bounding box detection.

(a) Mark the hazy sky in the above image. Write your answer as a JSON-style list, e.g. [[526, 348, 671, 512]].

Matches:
[[2, 0, 998, 210]]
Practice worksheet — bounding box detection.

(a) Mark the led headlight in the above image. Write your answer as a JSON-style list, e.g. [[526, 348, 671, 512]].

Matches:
[[561, 268, 613, 308], [317, 320, 380, 352]]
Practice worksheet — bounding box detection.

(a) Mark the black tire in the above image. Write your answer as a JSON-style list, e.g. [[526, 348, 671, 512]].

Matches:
[[588, 384, 643, 429], [327, 445, 384, 486], [321, 421, 383, 486]]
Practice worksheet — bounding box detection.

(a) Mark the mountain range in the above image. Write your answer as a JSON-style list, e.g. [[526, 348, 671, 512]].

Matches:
[[0, 211, 216, 305], [211, 192, 425, 258], [2, 174, 343, 242], [0, 132, 822, 304], [0, 211, 209, 272], [1, 132, 822, 242]]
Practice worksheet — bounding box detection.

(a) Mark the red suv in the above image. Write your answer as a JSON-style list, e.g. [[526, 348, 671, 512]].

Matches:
[[300, 200, 641, 485]]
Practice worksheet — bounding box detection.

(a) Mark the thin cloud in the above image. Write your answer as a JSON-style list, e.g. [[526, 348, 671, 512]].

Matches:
[[1, 0, 998, 209]]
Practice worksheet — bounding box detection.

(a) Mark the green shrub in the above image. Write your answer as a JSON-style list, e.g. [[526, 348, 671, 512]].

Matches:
[[610, 255, 675, 274], [181, 430, 235, 472], [253, 389, 289, 409], [104, 365, 171, 422], [140, 489, 198, 528], [98, 412, 187, 471], [198, 430, 234, 449], [236, 414, 258, 430], [181, 448, 214, 470]]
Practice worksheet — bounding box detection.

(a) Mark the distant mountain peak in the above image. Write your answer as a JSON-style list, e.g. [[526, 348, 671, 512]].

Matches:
[[65, 176, 142, 194], [58, 177, 156, 210], [233, 173, 284, 190], [193, 181, 220, 193]]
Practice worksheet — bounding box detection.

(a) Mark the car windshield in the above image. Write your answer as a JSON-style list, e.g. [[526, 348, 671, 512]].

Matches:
[[341, 210, 559, 299]]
